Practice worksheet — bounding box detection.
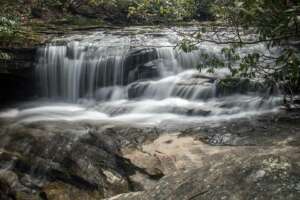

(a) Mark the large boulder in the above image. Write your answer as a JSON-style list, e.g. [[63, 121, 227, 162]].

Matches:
[[0, 121, 162, 199], [107, 155, 300, 200], [106, 113, 300, 200], [123, 48, 159, 85]]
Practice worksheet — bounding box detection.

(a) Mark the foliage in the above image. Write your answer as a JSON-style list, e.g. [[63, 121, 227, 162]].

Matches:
[[0, 1, 27, 47], [183, 0, 300, 101], [87, 0, 133, 20], [87, 0, 213, 23], [0, 0, 214, 46], [32, 0, 200, 23], [128, 0, 197, 23], [0, 1, 41, 47], [0, 17, 21, 44], [36, 0, 65, 8], [194, 0, 214, 20], [0, 0, 213, 26]]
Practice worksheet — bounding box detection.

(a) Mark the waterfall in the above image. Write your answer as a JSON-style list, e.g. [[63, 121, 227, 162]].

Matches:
[[4, 27, 280, 125], [35, 30, 213, 102], [36, 41, 131, 101]]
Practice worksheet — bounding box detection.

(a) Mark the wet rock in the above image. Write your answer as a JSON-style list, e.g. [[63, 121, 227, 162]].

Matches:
[[124, 48, 159, 84], [137, 62, 160, 81], [180, 112, 300, 146], [176, 76, 215, 86], [187, 108, 211, 116], [216, 77, 267, 96], [127, 82, 149, 99]]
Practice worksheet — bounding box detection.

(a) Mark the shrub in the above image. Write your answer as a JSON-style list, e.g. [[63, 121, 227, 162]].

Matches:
[[128, 0, 197, 23]]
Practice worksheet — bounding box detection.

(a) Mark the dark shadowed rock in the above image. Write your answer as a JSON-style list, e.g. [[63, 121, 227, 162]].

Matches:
[[0, 121, 162, 199], [215, 77, 269, 96], [0, 48, 37, 106], [123, 48, 159, 85], [0, 175, 16, 200]]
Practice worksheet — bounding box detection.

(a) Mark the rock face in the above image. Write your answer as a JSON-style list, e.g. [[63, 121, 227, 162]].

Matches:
[[113, 117, 300, 200], [0, 121, 162, 200], [0, 48, 37, 106], [69, 1, 129, 23], [0, 112, 300, 200], [215, 77, 270, 96], [123, 48, 159, 85], [107, 154, 300, 200]]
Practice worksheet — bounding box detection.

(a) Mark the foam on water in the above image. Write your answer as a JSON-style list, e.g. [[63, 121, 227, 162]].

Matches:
[[0, 97, 280, 125]]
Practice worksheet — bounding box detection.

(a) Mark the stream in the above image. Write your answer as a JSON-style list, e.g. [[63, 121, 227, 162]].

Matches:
[[0, 27, 299, 200]]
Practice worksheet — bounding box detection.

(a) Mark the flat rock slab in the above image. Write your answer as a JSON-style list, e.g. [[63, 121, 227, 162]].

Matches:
[[110, 134, 300, 200]]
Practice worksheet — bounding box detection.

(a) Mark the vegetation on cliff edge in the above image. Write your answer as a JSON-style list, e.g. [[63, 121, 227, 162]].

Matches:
[[180, 0, 300, 103]]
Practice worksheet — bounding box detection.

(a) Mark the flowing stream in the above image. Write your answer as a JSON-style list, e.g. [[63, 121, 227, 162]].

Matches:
[[0, 27, 282, 126]]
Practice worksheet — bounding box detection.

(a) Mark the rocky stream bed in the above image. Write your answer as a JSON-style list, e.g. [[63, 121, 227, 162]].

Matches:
[[0, 111, 299, 200]]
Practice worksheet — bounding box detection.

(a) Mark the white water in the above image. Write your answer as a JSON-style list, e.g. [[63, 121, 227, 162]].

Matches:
[[0, 27, 282, 126]]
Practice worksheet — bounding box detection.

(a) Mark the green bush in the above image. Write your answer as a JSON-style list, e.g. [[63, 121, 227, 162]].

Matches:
[[194, 0, 214, 20], [0, 17, 22, 44], [128, 0, 197, 23], [0, 10, 40, 47]]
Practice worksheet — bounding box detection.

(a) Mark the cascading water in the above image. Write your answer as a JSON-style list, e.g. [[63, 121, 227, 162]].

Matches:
[[1, 27, 282, 125], [35, 30, 204, 101]]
